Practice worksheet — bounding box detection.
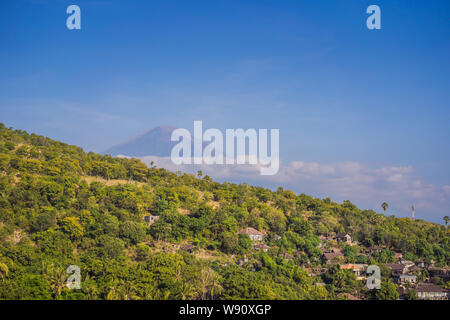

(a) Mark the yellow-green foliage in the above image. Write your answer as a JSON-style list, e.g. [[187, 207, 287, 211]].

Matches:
[[0, 123, 448, 300]]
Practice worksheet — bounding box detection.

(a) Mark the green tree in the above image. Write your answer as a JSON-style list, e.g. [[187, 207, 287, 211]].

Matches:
[[238, 233, 252, 252], [119, 221, 146, 245], [220, 232, 238, 254], [43, 264, 67, 298], [443, 216, 449, 228], [404, 289, 418, 300], [31, 208, 56, 232], [381, 202, 389, 213], [97, 235, 125, 259], [373, 281, 399, 300], [60, 216, 85, 240], [220, 266, 274, 299], [198, 268, 222, 300]]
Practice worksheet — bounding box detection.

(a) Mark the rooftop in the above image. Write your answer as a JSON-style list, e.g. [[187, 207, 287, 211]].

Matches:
[[415, 283, 446, 293], [238, 227, 263, 236]]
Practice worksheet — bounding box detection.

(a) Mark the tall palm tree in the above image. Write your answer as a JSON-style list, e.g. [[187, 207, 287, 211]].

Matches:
[[0, 262, 9, 282], [207, 272, 222, 299], [444, 216, 450, 228], [118, 280, 139, 300], [106, 286, 119, 300], [198, 268, 221, 300], [43, 264, 67, 298], [179, 281, 196, 300], [142, 283, 160, 300], [83, 274, 98, 300], [381, 202, 389, 213]]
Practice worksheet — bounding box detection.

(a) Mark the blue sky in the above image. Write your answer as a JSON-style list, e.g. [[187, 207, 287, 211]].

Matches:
[[1, 0, 449, 222]]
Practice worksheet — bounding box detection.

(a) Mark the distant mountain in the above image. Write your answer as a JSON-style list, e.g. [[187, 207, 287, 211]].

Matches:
[[104, 126, 176, 157]]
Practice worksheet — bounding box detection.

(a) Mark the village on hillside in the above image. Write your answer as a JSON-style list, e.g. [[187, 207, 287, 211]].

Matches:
[[237, 230, 448, 300], [144, 218, 449, 300]]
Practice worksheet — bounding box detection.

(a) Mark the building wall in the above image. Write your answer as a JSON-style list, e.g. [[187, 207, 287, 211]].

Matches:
[[250, 234, 263, 241]]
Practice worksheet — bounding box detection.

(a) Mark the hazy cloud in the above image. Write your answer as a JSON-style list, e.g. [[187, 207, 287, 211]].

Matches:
[[135, 155, 449, 223]]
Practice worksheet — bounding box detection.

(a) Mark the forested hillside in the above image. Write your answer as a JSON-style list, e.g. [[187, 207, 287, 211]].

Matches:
[[0, 123, 448, 300]]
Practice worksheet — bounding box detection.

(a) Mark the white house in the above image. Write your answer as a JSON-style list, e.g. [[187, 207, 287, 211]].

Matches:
[[415, 283, 448, 300], [238, 227, 264, 242]]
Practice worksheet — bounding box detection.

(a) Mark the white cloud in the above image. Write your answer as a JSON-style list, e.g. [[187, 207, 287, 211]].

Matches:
[[134, 155, 449, 223]]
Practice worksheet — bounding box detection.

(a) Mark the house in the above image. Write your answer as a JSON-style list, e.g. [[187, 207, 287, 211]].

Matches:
[[408, 265, 419, 273], [254, 243, 270, 252], [341, 264, 368, 279], [341, 263, 358, 272], [323, 251, 343, 265], [396, 275, 417, 285], [416, 259, 426, 268], [367, 245, 383, 255], [144, 215, 159, 226], [428, 267, 450, 282], [394, 252, 403, 261], [322, 247, 343, 256], [335, 233, 352, 245], [385, 263, 408, 276], [238, 227, 264, 242], [400, 260, 415, 267], [415, 283, 448, 300]]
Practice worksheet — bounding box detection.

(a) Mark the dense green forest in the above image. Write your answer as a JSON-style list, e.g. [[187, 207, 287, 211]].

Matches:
[[0, 123, 448, 300]]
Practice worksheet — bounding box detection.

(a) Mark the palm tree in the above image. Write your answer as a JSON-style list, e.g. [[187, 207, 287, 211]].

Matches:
[[207, 272, 222, 299], [197, 268, 222, 300], [142, 283, 162, 300], [83, 274, 98, 300], [381, 202, 389, 213], [198, 268, 216, 300], [118, 280, 139, 300], [179, 281, 196, 300], [444, 216, 449, 228], [0, 262, 9, 282], [43, 264, 67, 298], [106, 286, 119, 300]]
